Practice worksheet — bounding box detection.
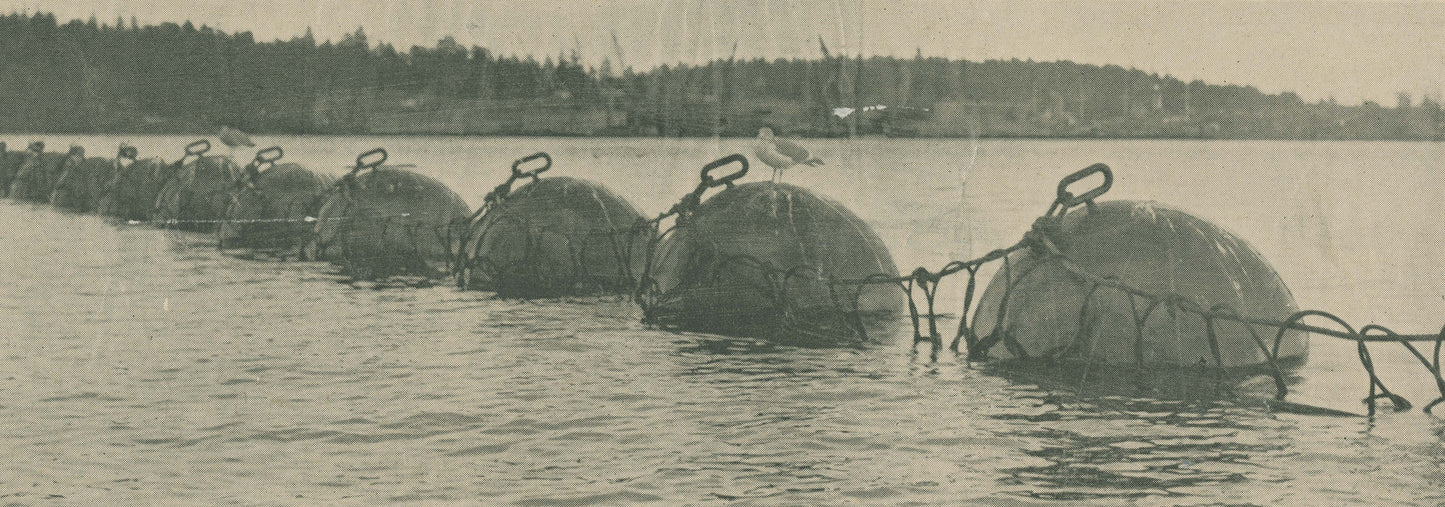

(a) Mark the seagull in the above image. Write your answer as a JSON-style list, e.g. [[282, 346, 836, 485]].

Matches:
[[754, 127, 823, 184], [218, 126, 255, 148]]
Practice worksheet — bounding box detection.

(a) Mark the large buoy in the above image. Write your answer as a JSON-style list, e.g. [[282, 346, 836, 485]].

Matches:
[[0, 142, 28, 196], [10, 143, 76, 202], [642, 155, 903, 342], [970, 169, 1307, 369], [51, 144, 135, 213], [97, 153, 174, 222], [456, 152, 648, 297], [219, 146, 335, 254], [152, 140, 243, 232], [307, 148, 471, 279]]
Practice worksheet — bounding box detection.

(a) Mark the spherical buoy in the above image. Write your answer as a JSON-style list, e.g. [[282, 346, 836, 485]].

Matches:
[[0, 142, 28, 196], [457, 152, 648, 297], [219, 147, 335, 254], [97, 155, 172, 222], [10, 145, 78, 202], [307, 148, 470, 279], [51, 145, 134, 213], [153, 140, 244, 232], [971, 199, 1308, 369], [644, 156, 902, 342]]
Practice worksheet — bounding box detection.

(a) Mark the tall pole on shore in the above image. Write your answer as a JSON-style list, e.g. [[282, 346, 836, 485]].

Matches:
[[850, 11, 863, 139]]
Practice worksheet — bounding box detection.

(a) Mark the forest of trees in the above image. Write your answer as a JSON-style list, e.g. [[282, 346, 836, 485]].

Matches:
[[1, 11, 1442, 139]]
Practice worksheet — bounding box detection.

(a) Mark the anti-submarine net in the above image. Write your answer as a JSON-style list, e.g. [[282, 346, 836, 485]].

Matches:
[[634, 154, 904, 345], [454, 152, 648, 298], [7, 137, 1443, 414], [307, 148, 472, 280], [628, 154, 1444, 415], [811, 163, 1445, 415]]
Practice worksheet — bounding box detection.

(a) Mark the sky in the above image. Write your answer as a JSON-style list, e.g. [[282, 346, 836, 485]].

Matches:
[[6, 0, 1445, 105]]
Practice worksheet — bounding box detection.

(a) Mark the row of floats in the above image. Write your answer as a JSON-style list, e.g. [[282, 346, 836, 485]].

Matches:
[[0, 139, 901, 334], [0, 138, 1311, 373]]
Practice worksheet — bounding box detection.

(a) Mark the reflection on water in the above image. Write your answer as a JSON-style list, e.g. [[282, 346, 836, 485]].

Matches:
[[1, 137, 1443, 504], [993, 392, 1286, 501]]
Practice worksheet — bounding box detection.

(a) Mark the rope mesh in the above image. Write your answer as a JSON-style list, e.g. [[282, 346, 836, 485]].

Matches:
[[824, 162, 1445, 414], [7, 139, 1443, 414], [454, 152, 649, 298]]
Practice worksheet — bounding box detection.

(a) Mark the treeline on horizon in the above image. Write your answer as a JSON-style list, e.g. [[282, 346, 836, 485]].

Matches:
[[1, 11, 1441, 140]]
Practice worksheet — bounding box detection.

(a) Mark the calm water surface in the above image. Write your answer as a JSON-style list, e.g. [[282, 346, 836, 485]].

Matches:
[[0, 136, 1443, 505]]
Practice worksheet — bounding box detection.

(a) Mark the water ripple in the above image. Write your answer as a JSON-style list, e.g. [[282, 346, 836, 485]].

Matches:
[[0, 138, 1441, 505]]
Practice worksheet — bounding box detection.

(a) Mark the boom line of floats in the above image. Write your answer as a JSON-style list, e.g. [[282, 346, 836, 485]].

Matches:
[[3, 138, 1443, 415]]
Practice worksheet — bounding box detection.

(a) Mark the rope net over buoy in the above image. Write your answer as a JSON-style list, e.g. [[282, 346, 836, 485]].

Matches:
[[51, 144, 135, 213], [455, 152, 649, 298], [846, 162, 1445, 415], [0, 142, 31, 197], [219, 146, 335, 257], [306, 148, 471, 281], [635, 154, 904, 345], [97, 147, 171, 223], [10, 143, 73, 202], [152, 139, 245, 232], [7, 135, 1444, 416]]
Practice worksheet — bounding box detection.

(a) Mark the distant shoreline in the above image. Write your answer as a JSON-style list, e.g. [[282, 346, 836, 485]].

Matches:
[[5, 12, 1442, 145]]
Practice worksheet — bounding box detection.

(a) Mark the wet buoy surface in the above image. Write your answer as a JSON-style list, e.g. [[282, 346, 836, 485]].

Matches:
[[153, 141, 243, 232], [220, 147, 335, 253], [0, 143, 27, 195], [459, 153, 647, 297], [309, 149, 470, 279], [97, 157, 172, 222], [971, 200, 1308, 369], [51, 146, 133, 213], [10, 146, 76, 202], [646, 180, 902, 341]]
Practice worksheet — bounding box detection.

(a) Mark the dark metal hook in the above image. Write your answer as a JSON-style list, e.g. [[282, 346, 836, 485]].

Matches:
[[700, 154, 748, 189], [1053, 162, 1112, 214], [352, 147, 388, 175], [512, 152, 552, 179]]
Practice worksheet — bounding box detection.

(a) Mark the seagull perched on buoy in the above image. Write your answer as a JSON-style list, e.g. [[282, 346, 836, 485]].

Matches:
[[218, 126, 255, 148], [754, 127, 823, 184]]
